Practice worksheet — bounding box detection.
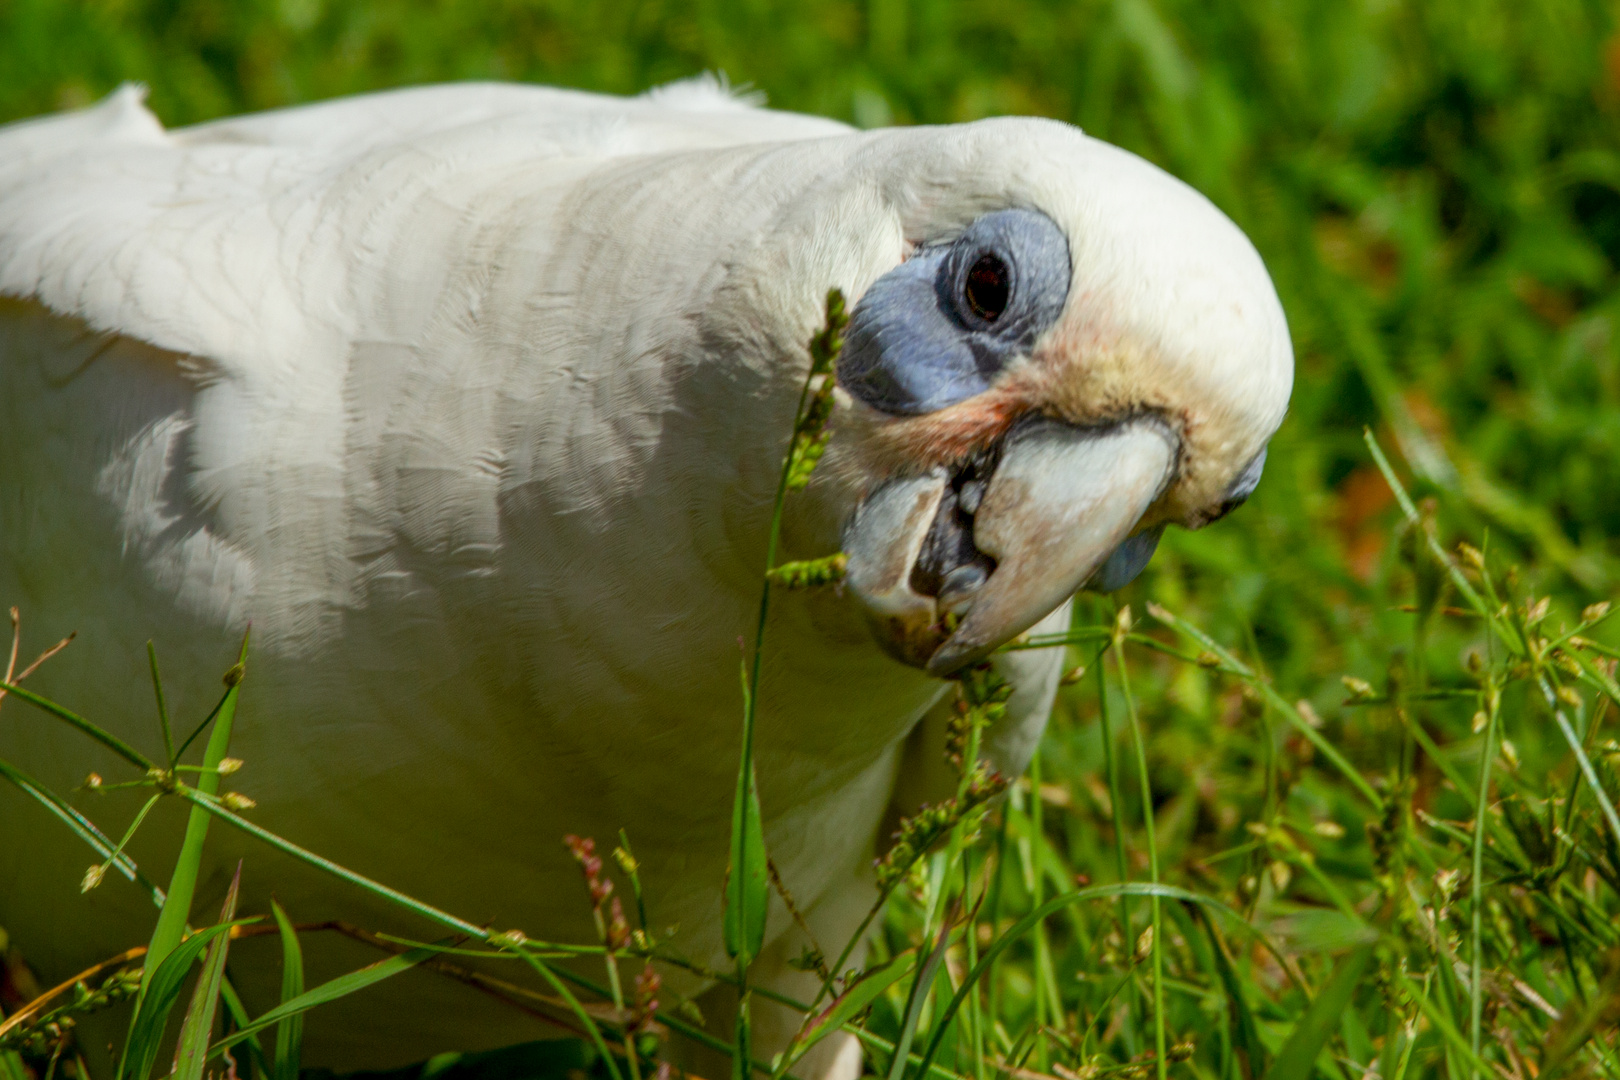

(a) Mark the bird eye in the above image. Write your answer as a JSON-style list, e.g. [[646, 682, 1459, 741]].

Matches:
[[964, 254, 1010, 322], [838, 208, 1068, 415]]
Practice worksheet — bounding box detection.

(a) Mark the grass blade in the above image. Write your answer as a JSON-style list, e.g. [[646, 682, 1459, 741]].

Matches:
[[218, 978, 271, 1080], [211, 945, 438, 1058], [1538, 675, 1620, 849], [724, 755, 769, 967], [271, 900, 304, 1080], [1193, 905, 1267, 1080], [1261, 945, 1373, 1080], [176, 787, 487, 936], [173, 864, 242, 1080], [783, 952, 915, 1073], [118, 919, 257, 1080], [140, 637, 248, 999], [886, 918, 953, 1080]]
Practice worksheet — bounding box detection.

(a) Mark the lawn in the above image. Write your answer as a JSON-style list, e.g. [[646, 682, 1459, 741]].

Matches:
[[3, 1, 1620, 1079]]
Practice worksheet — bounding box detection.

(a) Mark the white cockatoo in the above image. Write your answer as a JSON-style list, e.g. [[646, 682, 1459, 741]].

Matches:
[[0, 77, 1291, 1073]]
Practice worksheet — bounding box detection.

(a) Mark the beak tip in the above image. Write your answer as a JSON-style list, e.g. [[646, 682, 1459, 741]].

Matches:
[[923, 634, 990, 678]]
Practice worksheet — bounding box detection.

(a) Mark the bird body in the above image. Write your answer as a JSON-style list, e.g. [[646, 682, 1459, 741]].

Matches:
[[0, 78, 1290, 1069]]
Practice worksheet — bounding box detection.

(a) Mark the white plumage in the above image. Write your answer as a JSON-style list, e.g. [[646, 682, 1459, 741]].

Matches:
[[0, 78, 1291, 1070]]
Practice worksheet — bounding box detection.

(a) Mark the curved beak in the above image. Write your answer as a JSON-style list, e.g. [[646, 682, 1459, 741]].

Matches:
[[843, 418, 1177, 676]]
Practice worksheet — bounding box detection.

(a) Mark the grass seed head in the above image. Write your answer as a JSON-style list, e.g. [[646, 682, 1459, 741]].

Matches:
[[79, 864, 105, 892], [1295, 699, 1323, 728], [607, 895, 630, 950], [1269, 860, 1291, 892], [1341, 675, 1375, 700], [1133, 925, 1154, 962], [631, 961, 661, 1036]]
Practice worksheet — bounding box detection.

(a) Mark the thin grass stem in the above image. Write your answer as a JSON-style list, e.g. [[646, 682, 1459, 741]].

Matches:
[[1095, 639, 1135, 1048], [508, 949, 625, 1080], [147, 642, 176, 767], [1112, 632, 1165, 1080], [1470, 679, 1500, 1079]]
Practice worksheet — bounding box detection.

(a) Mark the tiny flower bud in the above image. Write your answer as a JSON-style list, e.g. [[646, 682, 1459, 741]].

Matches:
[[607, 896, 631, 951], [1472, 711, 1489, 733], [1115, 605, 1133, 636], [1524, 597, 1551, 625], [222, 663, 245, 688], [1499, 739, 1520, 771], [217, 757, 244, 775], [1457, 543, 1484, 570], [1582, 602, 1611, 624], [1341, 676, 1375, 699], [221, 792, 256, 811], [1313, 820, 1345, 839], [1269, 860, 1292, 892], [489, 929, 528, 949], [81, 864, 106, 892], [84, 772, 103, 790], [1557, 685, 1582, 709], [1295, 700, 1323, 729], [1133, 925, 1154, 962]]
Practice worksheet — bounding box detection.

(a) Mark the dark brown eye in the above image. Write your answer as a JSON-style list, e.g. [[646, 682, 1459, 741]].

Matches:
[[963, 253, 1010, 322]]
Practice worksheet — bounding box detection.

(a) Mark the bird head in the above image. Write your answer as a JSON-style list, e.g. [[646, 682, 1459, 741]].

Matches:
[[825, 120, 1293, 676]]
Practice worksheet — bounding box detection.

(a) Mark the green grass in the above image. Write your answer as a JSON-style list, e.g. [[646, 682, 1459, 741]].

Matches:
[[4, 1, 1620, 1078]]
